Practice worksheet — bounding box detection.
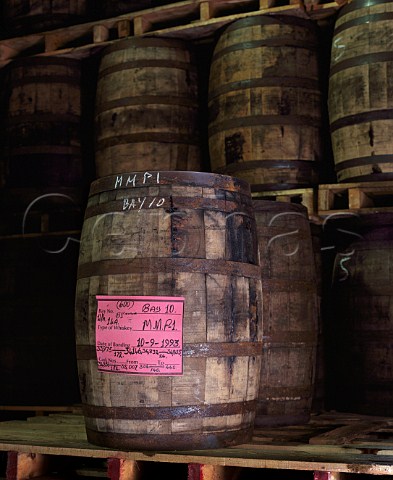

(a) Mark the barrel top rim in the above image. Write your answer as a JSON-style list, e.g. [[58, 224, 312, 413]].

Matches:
[[221, 14, 317, 34], [102, 37, 191, 56], [89, 171, 252, 195], [338, 0, 390, 17], [252, 199, 308, 215]]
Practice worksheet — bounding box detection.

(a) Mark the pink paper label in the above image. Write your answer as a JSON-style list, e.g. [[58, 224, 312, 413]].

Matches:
[[95, 295, 184, 375]]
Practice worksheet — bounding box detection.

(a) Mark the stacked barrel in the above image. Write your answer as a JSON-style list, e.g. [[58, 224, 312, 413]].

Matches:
[[2, 0, 393, 452], [0, 56, 88, 406], [324, 0, 393, 415], [207, 14, 323, 425]]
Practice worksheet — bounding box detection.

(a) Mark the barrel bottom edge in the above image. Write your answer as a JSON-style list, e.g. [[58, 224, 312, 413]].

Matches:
[[85, 425, 253, 451]]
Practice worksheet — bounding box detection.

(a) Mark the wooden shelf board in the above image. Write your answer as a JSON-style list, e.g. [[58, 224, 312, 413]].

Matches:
[[1, 412, 393, 474]]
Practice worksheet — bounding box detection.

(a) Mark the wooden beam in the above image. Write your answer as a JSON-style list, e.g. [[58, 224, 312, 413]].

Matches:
[[188, 464, 242, 480], [107, 458, 143, 480], [6, 452, 50, 480]]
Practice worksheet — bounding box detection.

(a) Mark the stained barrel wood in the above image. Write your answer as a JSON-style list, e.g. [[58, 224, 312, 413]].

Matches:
[[75, 171, 263, 450], [329, 213, 393, 415], [94, 38, 201, 178], [328, 0, 393, 182], [252, 200, 318, 426], [2, 0, 87, 36], [208, 15, 322, 192]]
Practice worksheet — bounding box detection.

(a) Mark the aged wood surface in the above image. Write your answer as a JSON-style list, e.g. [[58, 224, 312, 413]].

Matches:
[[318, 181, 393, 216], [94, 38, 201, 177], [252, 201, 318, 427], [208, 15, 322, 191], [2, 412, 393, 474], [74, 171, 263, 451], [328, 0, 393, 182], [0, 1, 347, 68]]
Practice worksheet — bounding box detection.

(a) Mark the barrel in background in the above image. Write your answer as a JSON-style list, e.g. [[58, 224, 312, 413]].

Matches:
[[0, 57, 86, 234], [310, 221, 325, 413], [1, 57, 83, 190], [1, 0, 87, 37], [75, 171, 263, 450], [94, 38, 201, 177], [327, 213, 393, 415], [208, 15, 322, 191], [328, 0, 393, 182], [252, 200, 318, 426]]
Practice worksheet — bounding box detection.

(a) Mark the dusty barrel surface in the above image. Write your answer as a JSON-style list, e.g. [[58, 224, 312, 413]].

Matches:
[[328, 213, 393, 415], [94, 38, 201, 178], [208, 15, 322, 191], [75, 171, 263, 450], [252, 200, 318, 426], [328, 0, 393, 182], [2, 0, 87, 36]]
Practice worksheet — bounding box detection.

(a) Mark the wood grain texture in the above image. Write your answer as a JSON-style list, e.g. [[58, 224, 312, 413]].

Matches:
[[328, 0, 393, 182], [1, 57, 83, 190], [208, 15, 322, 191], [94, 37, 201, 177], [252, 200, 318, 426], [74, 171, 263, 450]]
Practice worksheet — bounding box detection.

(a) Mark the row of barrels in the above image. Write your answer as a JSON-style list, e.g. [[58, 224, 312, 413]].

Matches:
[[0, 0, 184, 38], [1, 0, 393, 449], [2, 2, 393, 201]]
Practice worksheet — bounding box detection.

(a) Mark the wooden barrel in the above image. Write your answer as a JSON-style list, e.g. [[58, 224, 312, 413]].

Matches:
[[208, 16, 322, 192], [2, 0, 87, 37], [94, 38, 201, 178], [2, 57, 83, 189], [75, 171, 263, 450], [252, 200, 318, 426], [0, 57, 85, 233], [329, 213, 393, 415], [310, 221, 325, 413], [328, 0, 393, 182]]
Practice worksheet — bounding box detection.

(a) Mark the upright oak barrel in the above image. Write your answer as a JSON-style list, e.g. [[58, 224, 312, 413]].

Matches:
[[75, 171, 263, 450], [2, 57, 83, 189], [208, 16, 322, 191], [329, 213, 393, 415], [329, 0, 393, 182], [0, 57, 85, 233], [252, 200, 318, 426], [94, 38, 201, 178]]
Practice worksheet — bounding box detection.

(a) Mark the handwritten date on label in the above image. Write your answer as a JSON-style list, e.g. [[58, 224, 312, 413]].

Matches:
[[95, 295, 184, 376]]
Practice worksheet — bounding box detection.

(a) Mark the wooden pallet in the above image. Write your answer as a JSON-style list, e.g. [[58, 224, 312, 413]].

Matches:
[[252, 188, 318, 218], [0, 0, 346, 68], [2, 411, 393, 479], [318, 181, 393, 217]]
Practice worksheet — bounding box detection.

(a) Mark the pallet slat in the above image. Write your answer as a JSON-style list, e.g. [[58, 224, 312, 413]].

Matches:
[[0, 0, 346, 67], [318, 181, 393, 216]]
